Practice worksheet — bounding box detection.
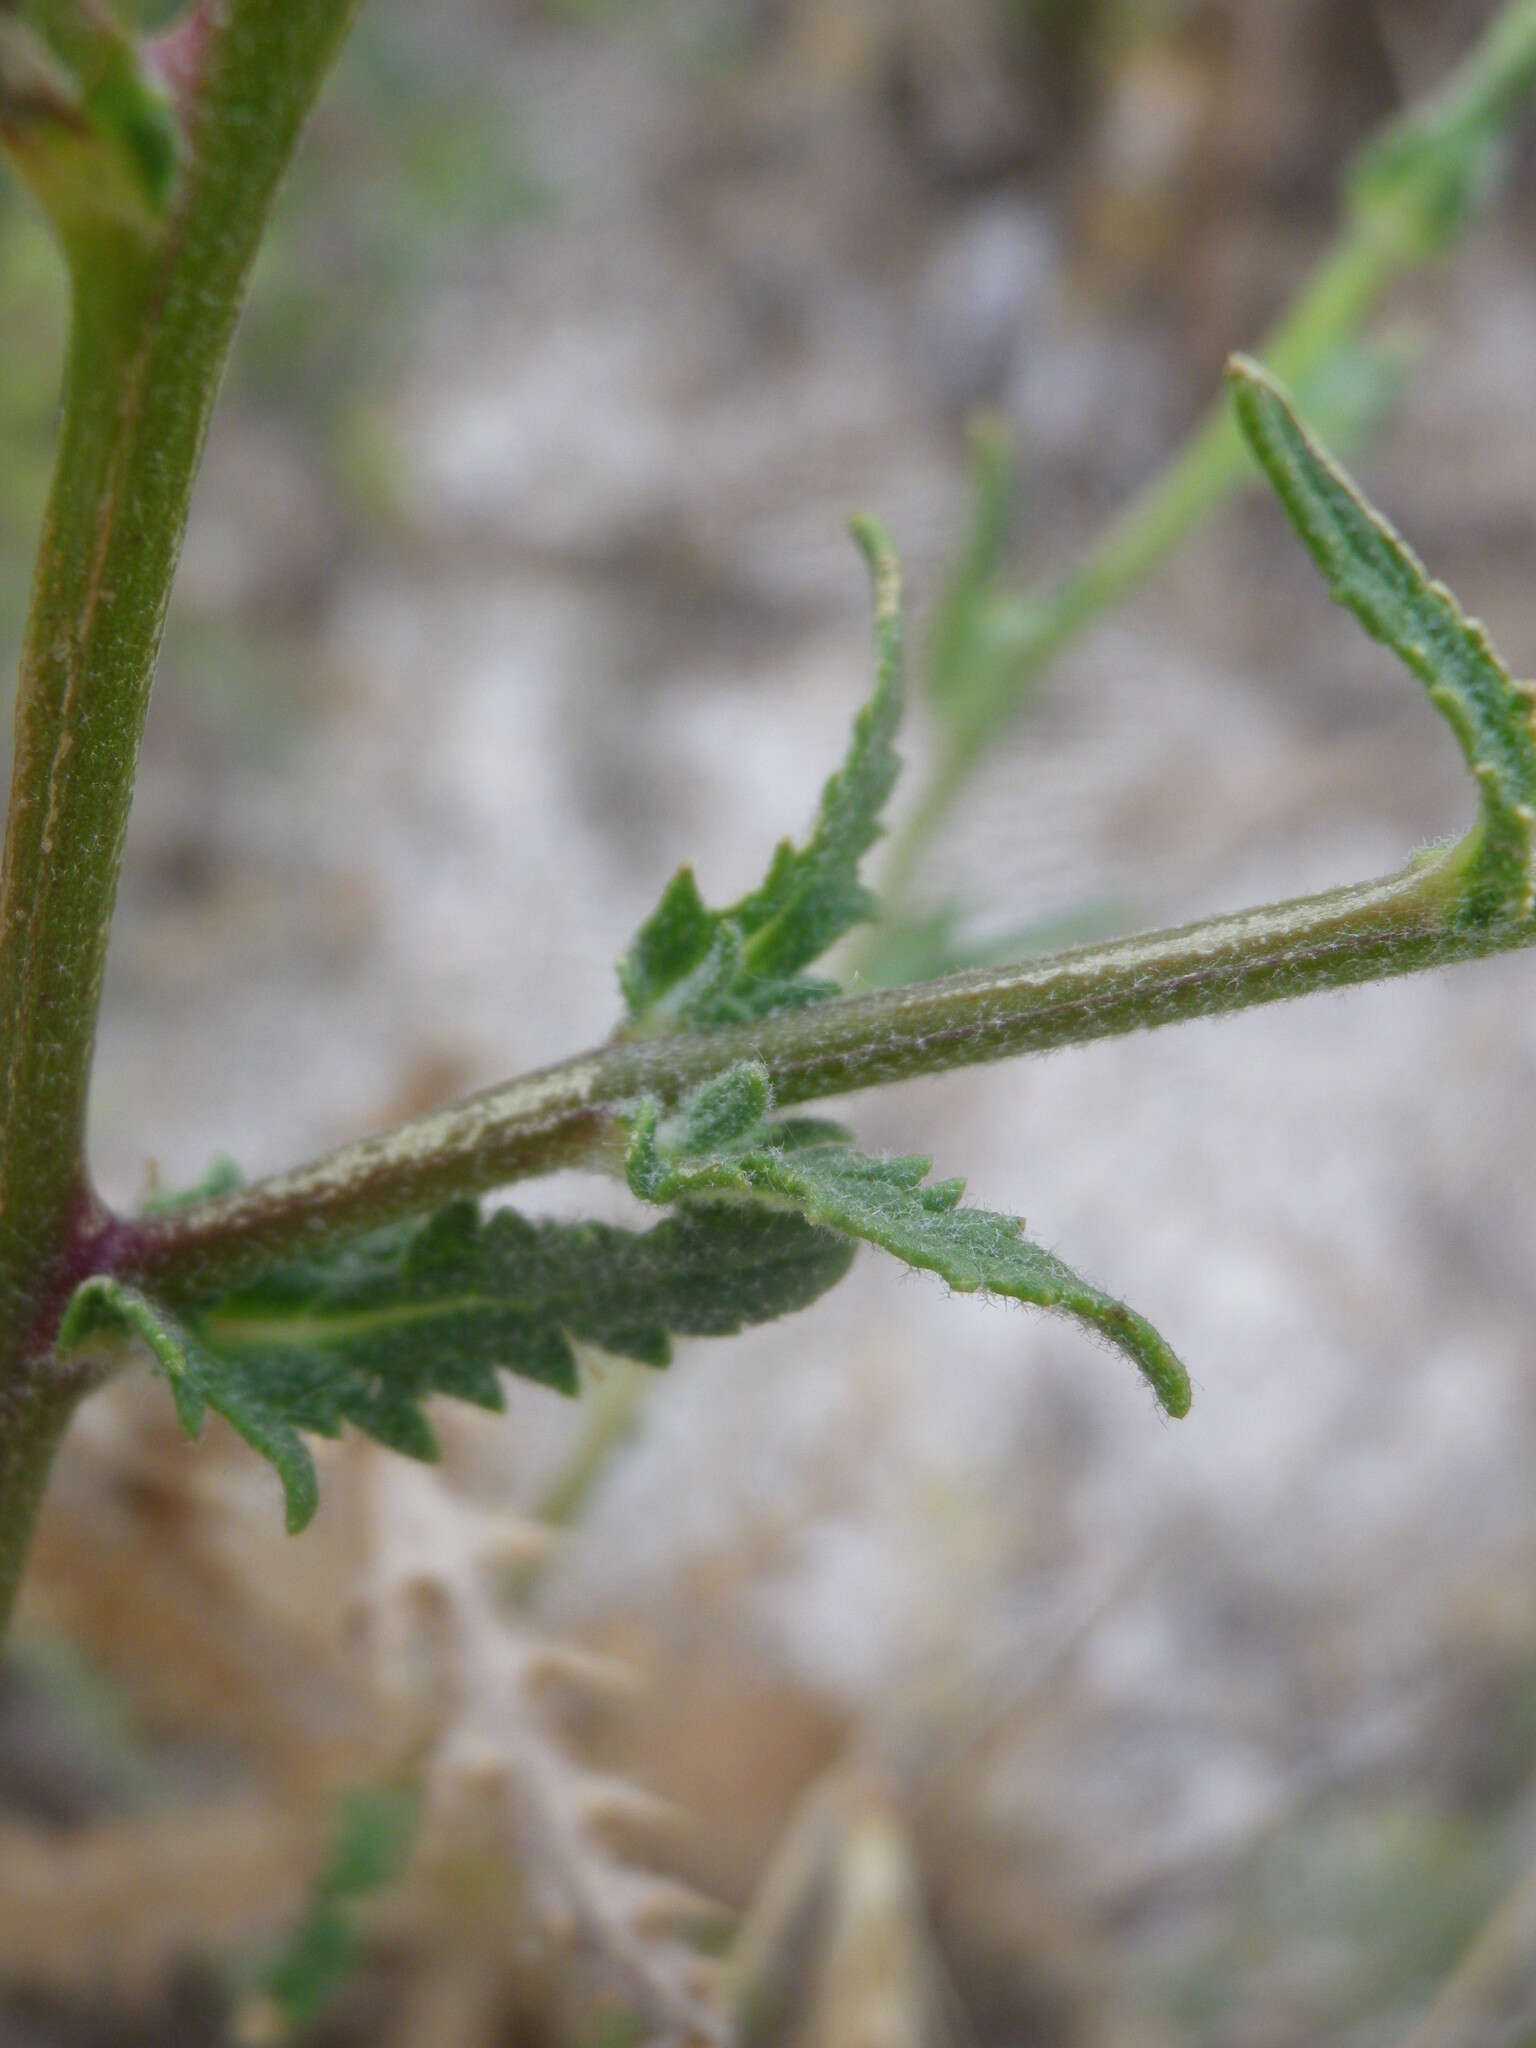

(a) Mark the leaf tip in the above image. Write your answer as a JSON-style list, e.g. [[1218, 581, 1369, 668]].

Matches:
[[848, 512, 901, 621], [1224, 351, 1285, 438], [1158, 1357, 1193, 1421], [281, 1460, 321, 1536]]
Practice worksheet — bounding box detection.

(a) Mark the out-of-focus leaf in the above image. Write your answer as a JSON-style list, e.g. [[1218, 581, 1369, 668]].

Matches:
[[628, 1064, 1191, 1417]]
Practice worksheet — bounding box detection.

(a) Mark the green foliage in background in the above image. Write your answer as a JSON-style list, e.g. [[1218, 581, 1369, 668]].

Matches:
[[259, 1783, 421, 2029]]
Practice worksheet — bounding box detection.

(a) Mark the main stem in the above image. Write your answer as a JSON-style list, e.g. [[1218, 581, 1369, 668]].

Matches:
[[125, 846, 1528, 1299], [0, 0, 361, 1635]]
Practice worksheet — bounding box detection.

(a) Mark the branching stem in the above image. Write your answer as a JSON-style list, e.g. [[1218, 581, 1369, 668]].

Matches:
[[879, 0, 1536, 907], [123, 842, 1508, 1299]]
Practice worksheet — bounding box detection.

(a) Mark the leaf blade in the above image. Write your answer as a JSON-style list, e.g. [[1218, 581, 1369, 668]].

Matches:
[[619, 517, 904, 1031], [1228, 353, 1536, 920], [58, 1195, 857, 1531], [627, 1066, 1191, 1418]]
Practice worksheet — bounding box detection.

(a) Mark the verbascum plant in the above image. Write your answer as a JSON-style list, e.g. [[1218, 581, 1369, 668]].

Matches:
[[4, 1, 1536, 2035], [0, 0, 1532, 1632]]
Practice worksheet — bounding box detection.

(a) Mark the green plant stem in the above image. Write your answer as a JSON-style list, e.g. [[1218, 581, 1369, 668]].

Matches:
[[0, 0, 362, 1632], [125, 842, 1526, 1300], [880, 234, 1406, 909], [881, 0, 1536, 907], [0, 1367, 84, 1633]]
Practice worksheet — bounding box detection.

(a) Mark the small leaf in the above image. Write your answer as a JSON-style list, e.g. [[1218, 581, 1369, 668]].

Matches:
[[59, 1199, 855, 1530], [1229, 353, 1536, 923], [620, 516, 904, 1031], [627, 1065, 1191, 1418]]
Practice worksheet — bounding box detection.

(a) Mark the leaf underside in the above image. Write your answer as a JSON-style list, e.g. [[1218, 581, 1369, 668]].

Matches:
[[619, 516, 904, 1031], [626, 1064, 1191, 1420], [1229, 353, 1536, 922], [925, 414, 1019, 737], [59, 1199, 855, 1531]]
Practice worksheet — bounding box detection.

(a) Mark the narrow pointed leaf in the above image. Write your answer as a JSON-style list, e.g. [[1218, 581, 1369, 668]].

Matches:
[[627, 1065, 1191, 1418], [620, 517, 903, 1030], [1229, 353, 1536, 921]]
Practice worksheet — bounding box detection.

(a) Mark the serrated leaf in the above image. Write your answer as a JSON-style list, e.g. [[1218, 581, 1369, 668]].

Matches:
[[620, 516, 903, 1031], [627, 1065, 1191, 1418], [1229, 354, 1536, 922], [58, 1200, 855, 1531], [58, 1278, 320, 1532]]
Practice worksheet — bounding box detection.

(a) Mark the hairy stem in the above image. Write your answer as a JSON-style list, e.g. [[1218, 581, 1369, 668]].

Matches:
[[0, 0, 361, 1619], [0, 1368, 84, 1636], [124, 843, 1522, 1298]]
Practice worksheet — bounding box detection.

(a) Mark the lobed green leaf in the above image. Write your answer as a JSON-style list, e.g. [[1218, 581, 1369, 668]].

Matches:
[[59, 1198, 856, 1531], [1229, 354, 1536, 923], [627, 1065, 1191, 1418], [619, 516, 904, 1031]]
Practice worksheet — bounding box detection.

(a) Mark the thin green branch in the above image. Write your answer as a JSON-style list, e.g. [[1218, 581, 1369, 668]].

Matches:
[[99, 350, 1536, 1519]]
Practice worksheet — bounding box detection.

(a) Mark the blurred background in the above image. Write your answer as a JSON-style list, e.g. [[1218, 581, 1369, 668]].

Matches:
[[6, 1, 1536, 2042]]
